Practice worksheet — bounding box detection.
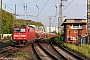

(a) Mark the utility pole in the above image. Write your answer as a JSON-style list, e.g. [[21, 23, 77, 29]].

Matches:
[[12, 4, 16, 27], [48, 16, 55, 33], [58, 0, 62, 34], [87, 0, 90, 32], [14, 4, 16, 20], [0, 0, 2, 41], [58, 0, 67, 34], [49, 17, 51, 33], [87, 0, 90, 43], [13, 4, 16, 20]]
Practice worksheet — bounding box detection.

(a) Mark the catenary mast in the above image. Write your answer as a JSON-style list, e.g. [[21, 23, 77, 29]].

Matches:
[[0, 0, 2, 41], [58, 0, 67, 34], [87, 0, 90, 43], [87, 0, 90, 34]]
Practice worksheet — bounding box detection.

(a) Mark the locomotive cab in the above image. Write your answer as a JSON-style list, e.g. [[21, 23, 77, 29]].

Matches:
[[12, 26, 28, 46], [12, 25, 36, 46]]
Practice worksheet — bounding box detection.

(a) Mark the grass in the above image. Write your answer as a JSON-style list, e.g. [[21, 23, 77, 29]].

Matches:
[[14, 52, 30, 57], [55, 37, 90, 58], [55, 37, 65, 46], [14, 52, 36, 59], [43, 36, 52, 40], [64, 43, 90, 58]]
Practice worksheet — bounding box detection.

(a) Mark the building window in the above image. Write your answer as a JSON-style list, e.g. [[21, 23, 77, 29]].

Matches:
[[70, 37, 76, 40], [70, 24, 82, 29]]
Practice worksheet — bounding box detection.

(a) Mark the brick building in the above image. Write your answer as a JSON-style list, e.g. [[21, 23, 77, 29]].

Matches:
[[61, 19, 86, 44]]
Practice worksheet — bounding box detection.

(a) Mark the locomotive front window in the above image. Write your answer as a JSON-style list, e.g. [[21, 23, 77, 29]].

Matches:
[[14, 28, 26, 32], [21, 28, 26, 32], [14, 28, 20, 32]]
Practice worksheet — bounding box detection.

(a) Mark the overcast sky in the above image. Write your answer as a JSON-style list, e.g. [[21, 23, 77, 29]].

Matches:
[[2, 0, 87, 26]]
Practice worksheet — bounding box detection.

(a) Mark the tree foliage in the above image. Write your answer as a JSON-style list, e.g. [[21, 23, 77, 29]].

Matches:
[[2, 10, 14, 34], [2, 10, 44, 34], [14, 19, 44, 26]]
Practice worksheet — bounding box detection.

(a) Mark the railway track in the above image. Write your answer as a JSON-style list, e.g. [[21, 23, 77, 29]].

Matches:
[[49, 39, 68, 60], [32, 43, 42, 60], [1, 37, 89, 60], [0, 46, 19, 58], [37, 37, 90, 60], [50, 37, 90, 60], [32, 43, 58, 60], [38, 39, 75, 60]]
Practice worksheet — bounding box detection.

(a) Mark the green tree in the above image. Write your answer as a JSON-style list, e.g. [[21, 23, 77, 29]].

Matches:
[[2, 10, 14, 34], [2, 10, 44, 34], [15, 19, 44, 26]]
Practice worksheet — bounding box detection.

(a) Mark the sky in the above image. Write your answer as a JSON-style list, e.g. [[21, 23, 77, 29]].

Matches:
[[2, 0, 87, 26]]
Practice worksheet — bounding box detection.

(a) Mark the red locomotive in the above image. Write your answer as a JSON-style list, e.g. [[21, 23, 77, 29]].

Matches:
[[12, 25, 56, 46], [12, 25, 36, 46]]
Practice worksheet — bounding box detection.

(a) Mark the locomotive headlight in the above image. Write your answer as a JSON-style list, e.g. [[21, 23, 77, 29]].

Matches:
[[24, 38, 25, 39], [14, 38, 16, 39]]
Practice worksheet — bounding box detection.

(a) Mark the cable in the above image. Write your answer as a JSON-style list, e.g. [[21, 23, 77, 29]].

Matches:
[[23, 0, 25, 3], [62, 0, 85, 15], [2, 3, 14, 11], [54, 0, 57, 16], [36, 0, 50, 16], [2, 3, 26, 19], [52, 0, 57, 26], [21, 0, 28, 19], [22, 1, 38, 14], [14, 0, 26, 18], [14, 0, 23, 7], [52, 0, 74, 26], [27, 0, 37, 4], [38, 0, 44, 7], [21, 0, 25, 10], [62, 0, 74, 11], [56, 0, 74, 17]]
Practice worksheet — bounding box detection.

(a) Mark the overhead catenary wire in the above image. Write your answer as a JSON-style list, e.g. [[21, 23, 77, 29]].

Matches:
[[36, 0, 50, 17], [55, 0, 74, 17], [2, 3, 15, 11], [54, 0, 57, 17], [39, 0, 43, 7], [3, 0, 74, 18], [61, 0, 85, 17], [25, 0, 48, 22], [24, 0, 47, 20], [27, 0, 37, 4], [21, 0, 25, 11], [62, 0, 74, 11], [4, 0, 26, 13], [2, 0, 41, 20], [61, 0, 86, 20], [2, 3, 26, 19], [22, 1, 39, 15], [14, 0, 23, 7], [21, 0, 28, 19], [52, 0, 58, 26]]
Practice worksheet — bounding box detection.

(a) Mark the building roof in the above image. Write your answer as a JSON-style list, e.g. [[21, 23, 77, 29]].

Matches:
[[63, 18, 86, 22], [61, 18, 86, 26], [61, 22, 86, 26]]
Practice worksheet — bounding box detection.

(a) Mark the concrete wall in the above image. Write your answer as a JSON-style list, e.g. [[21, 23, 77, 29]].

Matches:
[[1, 34, 12, 40]]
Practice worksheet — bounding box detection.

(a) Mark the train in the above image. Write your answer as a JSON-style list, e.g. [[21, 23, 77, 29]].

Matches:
[[12, 25, 56, 46]]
